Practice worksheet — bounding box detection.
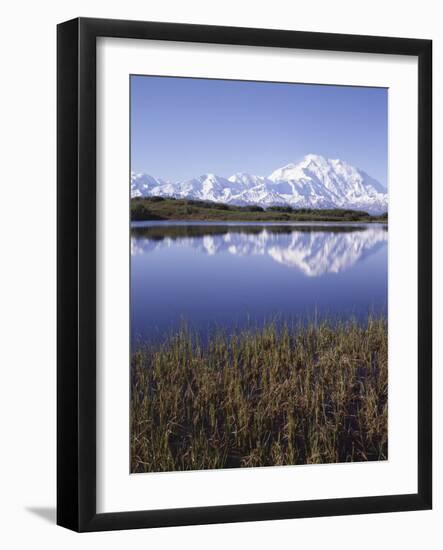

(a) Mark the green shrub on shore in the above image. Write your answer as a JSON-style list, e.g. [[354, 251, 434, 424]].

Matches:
[[131, 317, 388, 473]]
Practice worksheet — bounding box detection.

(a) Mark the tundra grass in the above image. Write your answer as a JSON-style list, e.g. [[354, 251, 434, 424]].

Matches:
[[131, 317, 387, 473]]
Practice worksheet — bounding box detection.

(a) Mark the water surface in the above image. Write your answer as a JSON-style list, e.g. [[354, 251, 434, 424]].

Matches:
[[131, 222, 387, 345]]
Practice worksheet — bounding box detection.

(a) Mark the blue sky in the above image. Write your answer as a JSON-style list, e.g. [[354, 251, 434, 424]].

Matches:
[[131, 75, 387, 187]]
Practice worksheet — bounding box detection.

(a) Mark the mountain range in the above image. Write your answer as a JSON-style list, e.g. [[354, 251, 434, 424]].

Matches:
[[131, 154, 388, 214]]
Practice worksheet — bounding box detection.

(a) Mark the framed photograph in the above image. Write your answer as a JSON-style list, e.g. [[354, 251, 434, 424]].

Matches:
[[57, 17, 432, 531]]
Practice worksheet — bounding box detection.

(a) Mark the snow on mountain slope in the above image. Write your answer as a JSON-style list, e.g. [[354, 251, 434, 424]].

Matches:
[[131, 154, 388, 213], [267, 155, 388, 212], [130, 173, 171, 198]]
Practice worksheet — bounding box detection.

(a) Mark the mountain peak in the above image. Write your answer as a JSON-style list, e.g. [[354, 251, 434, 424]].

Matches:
[[201, 173, 218, 180], [228, 171, 252, 180], [228, 172, 266, 187], [303, 153, 328, 163]]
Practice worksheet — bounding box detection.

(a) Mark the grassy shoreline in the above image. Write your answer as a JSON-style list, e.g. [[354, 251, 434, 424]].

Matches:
[[131, 317, 388, 473], [131, 196, 388, 223]]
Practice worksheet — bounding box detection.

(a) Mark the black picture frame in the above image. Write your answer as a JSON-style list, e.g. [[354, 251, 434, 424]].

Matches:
[[57, 17, 432, 532]]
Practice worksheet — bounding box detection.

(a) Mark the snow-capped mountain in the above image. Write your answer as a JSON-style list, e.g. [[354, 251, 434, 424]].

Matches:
[[131, 154, 388, 213], [131, 226, 388, 277]]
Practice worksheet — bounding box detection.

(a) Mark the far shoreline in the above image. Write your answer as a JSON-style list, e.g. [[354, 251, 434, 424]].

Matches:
[[131, 196, 388, 224], [131, 219, 388, 227]]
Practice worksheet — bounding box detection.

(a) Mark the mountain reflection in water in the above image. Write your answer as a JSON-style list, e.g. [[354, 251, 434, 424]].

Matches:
[[131, 223, 387, 277]]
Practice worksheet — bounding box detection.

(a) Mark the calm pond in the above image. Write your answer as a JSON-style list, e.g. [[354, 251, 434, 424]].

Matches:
[[131, 222, 387, 346]]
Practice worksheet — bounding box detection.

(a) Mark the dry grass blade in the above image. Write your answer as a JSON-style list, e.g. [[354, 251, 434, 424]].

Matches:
[[131, 317, 387, 472]]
